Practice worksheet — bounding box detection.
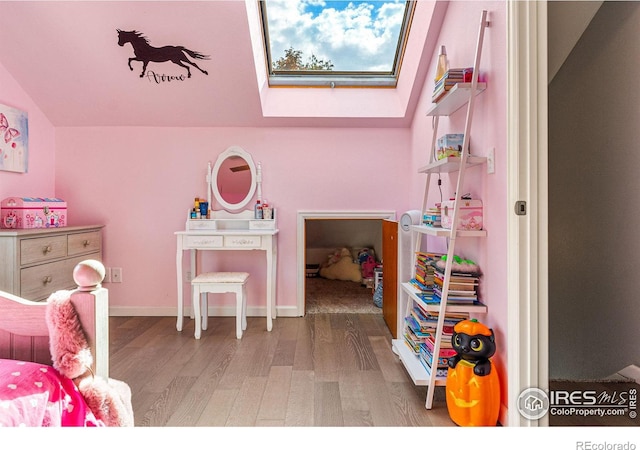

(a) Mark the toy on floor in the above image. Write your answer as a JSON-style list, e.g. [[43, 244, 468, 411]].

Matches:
[[446, 318, 500, 426]]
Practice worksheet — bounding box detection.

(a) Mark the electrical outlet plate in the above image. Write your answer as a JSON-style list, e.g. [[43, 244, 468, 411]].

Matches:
[[112, 267, 123, 283], [104, 267, 111, 283], [487, 147, 495, 174]]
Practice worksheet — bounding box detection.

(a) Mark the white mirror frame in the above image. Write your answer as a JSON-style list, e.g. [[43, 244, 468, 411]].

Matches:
[[208, 146, 257, 212]]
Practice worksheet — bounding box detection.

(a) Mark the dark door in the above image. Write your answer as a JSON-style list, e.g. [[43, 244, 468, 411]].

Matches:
[[382, 220, 398, 337]]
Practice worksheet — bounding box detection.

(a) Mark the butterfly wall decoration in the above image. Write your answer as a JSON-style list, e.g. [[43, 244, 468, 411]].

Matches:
[[0, 104, 28, 173]]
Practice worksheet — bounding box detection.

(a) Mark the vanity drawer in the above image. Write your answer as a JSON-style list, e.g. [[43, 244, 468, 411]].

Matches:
[[184, 235, 224, 248], [20, 235, 67, 265], [224, 235, 261, 248], [68, 230, 102, 255]]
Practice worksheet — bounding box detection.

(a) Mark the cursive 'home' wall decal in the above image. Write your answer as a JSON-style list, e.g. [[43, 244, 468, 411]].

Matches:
[[117, 29, 210, 81]]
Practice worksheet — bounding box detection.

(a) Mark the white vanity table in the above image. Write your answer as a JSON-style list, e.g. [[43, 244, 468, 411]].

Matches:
[[175, 146, 278, 334]]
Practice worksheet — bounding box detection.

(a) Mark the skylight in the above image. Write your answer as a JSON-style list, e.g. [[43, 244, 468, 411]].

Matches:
[[259, 0, 415, 87]]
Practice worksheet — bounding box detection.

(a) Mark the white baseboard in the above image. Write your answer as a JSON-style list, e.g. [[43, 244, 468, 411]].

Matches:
[[109, 305, 301, 318]]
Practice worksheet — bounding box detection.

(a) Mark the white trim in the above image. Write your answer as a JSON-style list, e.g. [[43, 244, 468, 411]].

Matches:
[[506, 0, 549, 427], [296, 210, 396, 316]]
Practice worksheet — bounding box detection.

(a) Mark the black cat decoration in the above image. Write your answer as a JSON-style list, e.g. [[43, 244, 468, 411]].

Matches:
[[117, 29, 209, 78], [448, 318, 496, 375]]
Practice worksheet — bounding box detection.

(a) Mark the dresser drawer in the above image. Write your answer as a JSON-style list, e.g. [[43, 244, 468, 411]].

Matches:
[[68, 230, 102, 255], [20, 235, 67, 266], [223, 235, 262, 248], [20, 254, 101, 301]]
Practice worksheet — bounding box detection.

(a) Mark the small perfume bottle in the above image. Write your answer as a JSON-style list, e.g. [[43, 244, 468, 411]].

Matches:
[[434, 45, 449, 83]]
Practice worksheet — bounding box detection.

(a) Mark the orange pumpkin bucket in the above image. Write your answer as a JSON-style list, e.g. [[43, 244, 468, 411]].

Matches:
[[446, 319, 500, 426]]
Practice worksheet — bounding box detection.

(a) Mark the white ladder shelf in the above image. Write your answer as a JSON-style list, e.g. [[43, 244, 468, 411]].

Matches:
[[392, 9, 490, 410]]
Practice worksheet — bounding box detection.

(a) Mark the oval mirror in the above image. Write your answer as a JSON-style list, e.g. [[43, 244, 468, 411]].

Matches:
[[210, 146, 257, 212]]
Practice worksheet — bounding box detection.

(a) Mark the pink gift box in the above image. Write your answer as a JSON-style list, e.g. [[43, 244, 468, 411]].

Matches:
[[1, 197, 68, 229]]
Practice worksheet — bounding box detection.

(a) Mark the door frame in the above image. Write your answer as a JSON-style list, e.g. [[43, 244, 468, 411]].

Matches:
[[506, 0, 549, 426], [296, 210, 396, 316]]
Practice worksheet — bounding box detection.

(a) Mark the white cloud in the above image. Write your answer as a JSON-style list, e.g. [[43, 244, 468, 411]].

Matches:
[[264, 0, 407, 72]]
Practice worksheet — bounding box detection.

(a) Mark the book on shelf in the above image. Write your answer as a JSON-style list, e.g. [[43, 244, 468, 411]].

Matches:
[[423, 206, 442, 227], [411, 305, 467, 334], [434, 271, 478, 291], [424, 334, 458, 356], [431, 292, 479, 305], [432, 67, 474, 102], [419, 347, 450, 378], [420, 343, 452, 368], [408, 252, 440, 297]]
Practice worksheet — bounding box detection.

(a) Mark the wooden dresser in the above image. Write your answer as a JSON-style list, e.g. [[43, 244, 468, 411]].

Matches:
[[0, 225, 103, 301]]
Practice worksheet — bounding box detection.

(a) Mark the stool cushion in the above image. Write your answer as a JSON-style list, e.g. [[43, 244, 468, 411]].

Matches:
[[192, 272, 250, 284]]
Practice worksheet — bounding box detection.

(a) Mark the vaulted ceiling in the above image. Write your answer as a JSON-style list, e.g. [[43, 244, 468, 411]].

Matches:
[[0, 1, 446, 128]]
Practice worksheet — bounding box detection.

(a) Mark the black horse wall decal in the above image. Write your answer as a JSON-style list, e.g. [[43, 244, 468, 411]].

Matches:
[[117, 29, 209, 78]]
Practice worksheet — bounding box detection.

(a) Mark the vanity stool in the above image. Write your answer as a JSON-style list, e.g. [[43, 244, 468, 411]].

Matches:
[[192, 272, 250, 339]]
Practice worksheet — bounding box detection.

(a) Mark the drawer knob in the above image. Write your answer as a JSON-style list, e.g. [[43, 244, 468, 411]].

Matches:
[[43, 245, 52, 254], [83, 240, 90, 247], [42, 276, 52, 284]]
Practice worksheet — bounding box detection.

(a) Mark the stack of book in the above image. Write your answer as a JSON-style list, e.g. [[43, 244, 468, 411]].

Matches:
[[411, 308, 469, 376], [432, 67, 474, 103], [403, 303, 467, 353], [431, 265, 480, 305], [403, 305, 432, 353], [419, 332, 459, 377], [423, 204, 441, 227], [408, 252, 439, 302]]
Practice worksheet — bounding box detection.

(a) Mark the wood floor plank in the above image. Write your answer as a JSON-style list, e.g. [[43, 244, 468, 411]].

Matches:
[[164, 337, 240, 426], [196, 388, 238, 426], [312, 314, 340, 382], [225, 376, 267, 426], [360, 369, 402, 426], [386, 381, 438, 427], [284, 370, 315, 426], [136, 376, 197, 427], [368, 335, 410, 383], [340, 315, 380, 371], [271, 338, 296, 367], [292, 316, 314, 371], [314, 381, 344, 426], [257, 366, 292, 422], [338, 370, 374, 426]]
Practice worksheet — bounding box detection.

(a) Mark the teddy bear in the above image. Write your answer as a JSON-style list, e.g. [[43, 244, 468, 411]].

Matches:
[[46, 290, 134, 426]]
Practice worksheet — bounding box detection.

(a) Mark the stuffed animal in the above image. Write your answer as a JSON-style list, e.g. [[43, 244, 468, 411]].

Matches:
[[46, 290, 134, 426]]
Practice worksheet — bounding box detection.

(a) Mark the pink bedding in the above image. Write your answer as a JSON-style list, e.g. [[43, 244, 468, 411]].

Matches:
[[0, 359, 104, 427]]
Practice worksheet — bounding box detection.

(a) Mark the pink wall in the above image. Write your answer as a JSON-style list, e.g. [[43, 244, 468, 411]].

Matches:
[[0, 62, 56, 199], [410, 1, 508, 407], [54, 126, 411, 314]]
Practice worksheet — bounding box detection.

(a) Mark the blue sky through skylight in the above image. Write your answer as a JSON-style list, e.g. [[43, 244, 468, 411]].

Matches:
[[263, 0, 409, 73]]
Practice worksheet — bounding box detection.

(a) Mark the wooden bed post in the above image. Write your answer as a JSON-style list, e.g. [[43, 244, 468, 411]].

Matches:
[[70, 260, 109, 379]]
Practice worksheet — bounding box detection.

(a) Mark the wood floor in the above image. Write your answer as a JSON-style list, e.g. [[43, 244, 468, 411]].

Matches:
[[109, 313, 454, 427]]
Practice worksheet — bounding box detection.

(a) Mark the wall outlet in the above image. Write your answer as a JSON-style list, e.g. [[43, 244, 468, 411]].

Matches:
[[112, 267, 123, 283], [185, 271, 192, 282], [487, 147, 495, 174], [104, 267, 112, 283]]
